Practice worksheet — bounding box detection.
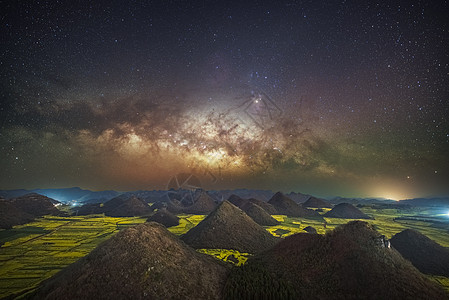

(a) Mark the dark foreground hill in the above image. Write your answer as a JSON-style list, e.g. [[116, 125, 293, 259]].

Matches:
[[286, 191, 311, 203], [76, 195, 152, 217], [228, 194, 247, 207], [225, 221, 448, 299], [7, 193, 61, 217], [324, 202, 371, 219], [147, 208, 179, 227], [182, 190, 217, 214], [102, 195, 152, 217], [303, 225, 317, 234], [391, 229, 449, 277], [229, 194, 278, 215], [74, 203, 103, 215], [30, 223, 228, 300], [156, 189, 217, 215], [0, 199, 35, 229], [0, 194, 62, 228], [268, 192, 323, 219], [240, 202, 280, 226], [181, 201, 278, 253], [303, 196, 333, 208], [246, 198, 278, 214]]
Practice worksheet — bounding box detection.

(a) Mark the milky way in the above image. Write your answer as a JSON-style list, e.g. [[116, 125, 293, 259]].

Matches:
[[1, 1, 448, 199]]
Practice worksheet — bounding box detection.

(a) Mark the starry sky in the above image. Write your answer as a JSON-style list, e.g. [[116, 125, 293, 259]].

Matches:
[[1, 0, 448, 199]]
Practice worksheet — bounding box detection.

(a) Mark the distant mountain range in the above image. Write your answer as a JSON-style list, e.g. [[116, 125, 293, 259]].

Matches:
[[397, 198, 449, 207], [329, 197, 396, 205], [0, 187, 121, 205], [1, 187, 447, 207]]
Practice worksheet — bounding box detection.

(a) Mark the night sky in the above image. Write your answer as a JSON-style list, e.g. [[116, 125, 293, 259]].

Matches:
[[1, 0, 448, 199]]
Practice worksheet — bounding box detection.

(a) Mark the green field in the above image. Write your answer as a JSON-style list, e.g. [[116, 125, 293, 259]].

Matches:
[[1, 206, 449, 298], [428, 275, 449, 292], [197, 249, 251, 266], [167, 214, 206, 235], [0, 215, 146, 299], [264, 207, 449, 248]]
